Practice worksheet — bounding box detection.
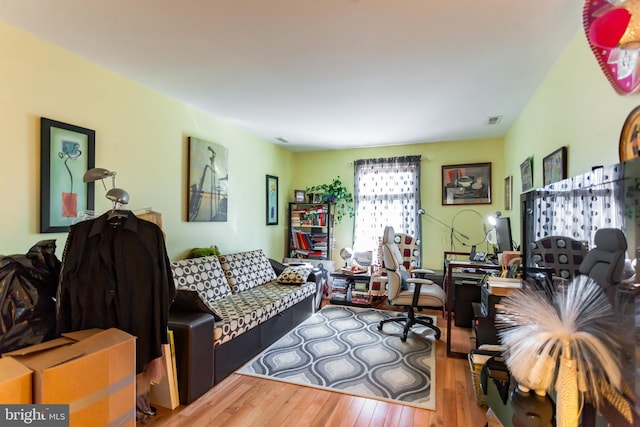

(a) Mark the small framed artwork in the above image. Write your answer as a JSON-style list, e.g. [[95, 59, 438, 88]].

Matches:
[[441, 162, 491, 205], [520, 157, 533, 192], [266, 175, 278, 225], [619, 106, 640, 162], [310, 193, 323, 204], [504, 175, 513, 211], [40, 117, 95, 233], [294, 189, 306, 203], [543, 146, 567, 186], [187, 137, 229, 222]]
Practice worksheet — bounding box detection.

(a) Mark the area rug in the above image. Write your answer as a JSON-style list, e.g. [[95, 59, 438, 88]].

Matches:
[[237, 305, 436, 410]]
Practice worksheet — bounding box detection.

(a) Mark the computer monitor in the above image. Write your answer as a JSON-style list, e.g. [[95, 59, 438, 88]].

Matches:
[[495, 217, 514, 253]]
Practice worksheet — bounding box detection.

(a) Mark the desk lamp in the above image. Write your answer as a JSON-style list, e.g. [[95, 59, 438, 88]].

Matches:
[[418, 208, 470, 250], [485, 211, 501, 254], [83, 167, 130, 209]]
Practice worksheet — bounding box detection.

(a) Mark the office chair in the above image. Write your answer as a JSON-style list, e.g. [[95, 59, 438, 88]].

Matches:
[[370, 229, 421, 296], [377, 226, 446, 341], [531, 236, 588, 280], [578, 228, 627, 290]]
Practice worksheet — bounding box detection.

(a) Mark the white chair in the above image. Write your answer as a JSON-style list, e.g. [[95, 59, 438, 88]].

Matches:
[[377, 226, 447, 341]]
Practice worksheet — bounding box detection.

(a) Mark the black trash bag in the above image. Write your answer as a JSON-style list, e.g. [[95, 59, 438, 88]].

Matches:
[[0, 240, 61, 353]]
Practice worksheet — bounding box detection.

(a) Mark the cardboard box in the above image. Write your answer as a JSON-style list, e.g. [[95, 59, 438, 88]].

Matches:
[[0, 356, 32, 403], [4, 328, 136, 426]]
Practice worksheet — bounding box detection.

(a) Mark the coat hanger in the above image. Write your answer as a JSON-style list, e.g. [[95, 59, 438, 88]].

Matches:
[[107, 209, 130, 220]]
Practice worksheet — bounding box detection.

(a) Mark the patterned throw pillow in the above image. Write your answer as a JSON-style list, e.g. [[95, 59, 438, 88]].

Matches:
[[276, 265, 313, 284]]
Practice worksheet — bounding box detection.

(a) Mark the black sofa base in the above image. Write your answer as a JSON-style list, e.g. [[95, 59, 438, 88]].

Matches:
[[214, 294, 314, 384], [168, 311, 215, 404]]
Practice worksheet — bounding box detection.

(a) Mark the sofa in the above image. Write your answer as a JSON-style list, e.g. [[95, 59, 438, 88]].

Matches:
[[167, 249, 323, 403]]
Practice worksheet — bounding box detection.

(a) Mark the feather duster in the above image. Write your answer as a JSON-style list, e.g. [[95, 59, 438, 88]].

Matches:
[[495, 276, 623, 412]]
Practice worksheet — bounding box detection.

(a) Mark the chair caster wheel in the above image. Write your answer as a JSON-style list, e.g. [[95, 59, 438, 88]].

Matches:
[[377, 324, 382, 331], [434, 331, 441, 340], [401, 336, 407, 342]]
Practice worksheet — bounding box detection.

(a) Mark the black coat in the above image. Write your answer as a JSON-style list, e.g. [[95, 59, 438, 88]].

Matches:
[[57, 211, 176, 373]]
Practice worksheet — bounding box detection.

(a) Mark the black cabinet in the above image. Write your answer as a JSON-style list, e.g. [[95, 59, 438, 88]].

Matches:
[[472, 302, 500, 347], [453, 283, 481, 327]]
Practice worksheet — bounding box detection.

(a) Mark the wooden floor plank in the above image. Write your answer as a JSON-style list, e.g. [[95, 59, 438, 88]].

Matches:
[[382, 403, 404, 427], [338, 395, 367, 427], [309, 393, 343, 427], [367, 400, 391, 427]]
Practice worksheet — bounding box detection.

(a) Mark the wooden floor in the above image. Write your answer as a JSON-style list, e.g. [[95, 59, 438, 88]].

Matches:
[[145, 301, 489, 427]]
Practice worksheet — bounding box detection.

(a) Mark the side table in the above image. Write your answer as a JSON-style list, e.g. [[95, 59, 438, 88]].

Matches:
[[330, 272, 372, 307]]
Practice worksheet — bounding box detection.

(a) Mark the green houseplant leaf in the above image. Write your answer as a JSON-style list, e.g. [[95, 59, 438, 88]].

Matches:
[[306, 177, 354, 224]]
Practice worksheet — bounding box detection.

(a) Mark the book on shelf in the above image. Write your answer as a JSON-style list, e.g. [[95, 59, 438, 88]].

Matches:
[[351, 290, 369, 296], [354, 282, 368, 291], [291, 229, 315, 250], [294, 249, 324, 257], [350, 290, 370, 304], [291, 204, 328, 227]]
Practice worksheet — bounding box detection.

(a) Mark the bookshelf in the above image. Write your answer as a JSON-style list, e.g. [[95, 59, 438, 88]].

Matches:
[[288, 202, 333, 260], [329, 272, 372, 307]]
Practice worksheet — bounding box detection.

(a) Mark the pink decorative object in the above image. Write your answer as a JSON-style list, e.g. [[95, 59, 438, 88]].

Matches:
[[584, 0, 640, 94]]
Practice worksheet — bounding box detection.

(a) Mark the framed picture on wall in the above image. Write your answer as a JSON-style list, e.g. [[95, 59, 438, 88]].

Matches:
[[266, 175, 278, 225], [543, 146, 567, 186], [40, 117, 95, 233], [441, 162, 491, 205], [504, 175, 513, 211], [187, 136, 229, 222], [619, 106, 640, 162], [520, 157, 533, 191]]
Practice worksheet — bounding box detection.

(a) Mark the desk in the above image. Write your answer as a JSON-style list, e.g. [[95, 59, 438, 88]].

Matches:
[[445, 259, 501, 358]]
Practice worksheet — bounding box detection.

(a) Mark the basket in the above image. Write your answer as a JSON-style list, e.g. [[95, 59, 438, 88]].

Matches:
[[468, 352, 491, 406]]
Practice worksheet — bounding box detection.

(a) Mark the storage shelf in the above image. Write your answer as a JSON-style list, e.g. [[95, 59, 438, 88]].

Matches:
[[288, 202, 333, 261]]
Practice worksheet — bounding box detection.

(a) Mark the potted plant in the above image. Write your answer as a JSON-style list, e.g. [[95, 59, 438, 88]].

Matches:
[[306, 176, 354, 224]]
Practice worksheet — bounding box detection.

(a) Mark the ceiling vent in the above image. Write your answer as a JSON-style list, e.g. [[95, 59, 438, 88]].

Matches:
[[487, 116, 502, 125], [275, 137, 289, 144]]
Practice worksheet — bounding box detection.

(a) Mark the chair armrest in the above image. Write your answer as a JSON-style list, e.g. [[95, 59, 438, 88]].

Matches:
[[406, 278, 434, 286], [411, 268, 435, 275]]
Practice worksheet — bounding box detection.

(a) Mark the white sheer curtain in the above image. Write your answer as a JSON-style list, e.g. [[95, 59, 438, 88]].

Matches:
[[530, 167, 624, 248], [352, 156, 421, 265]]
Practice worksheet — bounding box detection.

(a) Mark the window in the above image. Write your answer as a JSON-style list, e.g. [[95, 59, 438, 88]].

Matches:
[[352, 156, 421, 265]]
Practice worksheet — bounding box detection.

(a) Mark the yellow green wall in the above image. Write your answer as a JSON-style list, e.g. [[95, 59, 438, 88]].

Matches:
[[505, 31, 640, 241], [0, 22, 293, 261], [2, 21, 631, 267], [293, 30, 640, 270], [293, 139, 505, 270]]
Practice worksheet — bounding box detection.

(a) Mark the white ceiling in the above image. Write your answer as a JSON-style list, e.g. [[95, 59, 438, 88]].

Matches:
[[0, 0, 583, 152]]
